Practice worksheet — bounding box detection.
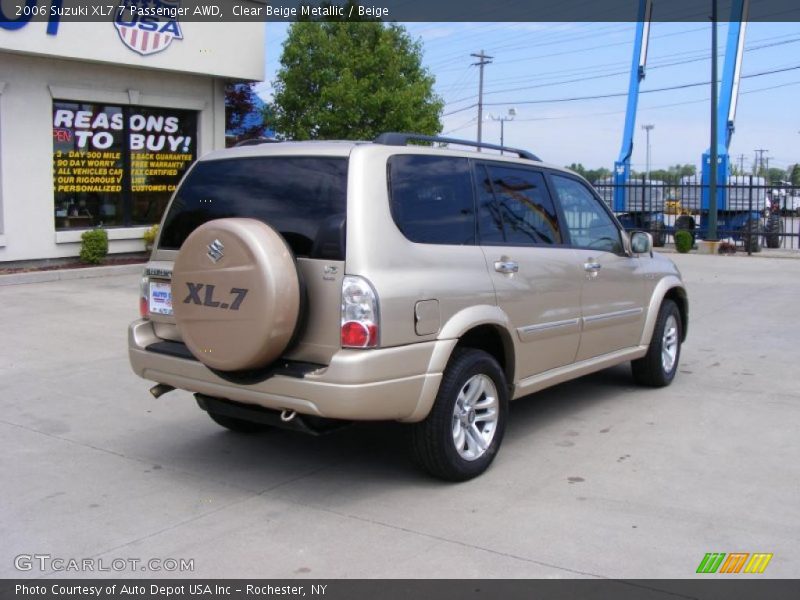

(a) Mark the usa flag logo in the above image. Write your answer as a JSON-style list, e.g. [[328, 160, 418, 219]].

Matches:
[[114, 0, 184, 56]]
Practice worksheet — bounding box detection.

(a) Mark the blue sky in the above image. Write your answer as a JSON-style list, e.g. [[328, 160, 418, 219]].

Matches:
[[256, 21, 800, 174]]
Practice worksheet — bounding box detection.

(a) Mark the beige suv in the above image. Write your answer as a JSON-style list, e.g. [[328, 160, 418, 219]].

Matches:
[[129, 133, 688, 481]]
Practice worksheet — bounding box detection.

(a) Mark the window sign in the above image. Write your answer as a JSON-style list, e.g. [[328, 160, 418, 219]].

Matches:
[[52, 101, 196, 230]]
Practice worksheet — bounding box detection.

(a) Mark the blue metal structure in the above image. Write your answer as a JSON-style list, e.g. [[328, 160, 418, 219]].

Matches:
[[613, 0, 652, 213], [610, 0, 670, 244], [608, 0, 757, 247]]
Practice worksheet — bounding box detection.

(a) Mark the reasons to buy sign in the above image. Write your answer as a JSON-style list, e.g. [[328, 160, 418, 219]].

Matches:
[[52, 102, 196, 228]]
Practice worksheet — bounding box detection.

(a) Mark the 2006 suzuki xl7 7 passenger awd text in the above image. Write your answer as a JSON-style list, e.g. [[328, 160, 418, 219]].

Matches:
[[129, 133, 688, 481]]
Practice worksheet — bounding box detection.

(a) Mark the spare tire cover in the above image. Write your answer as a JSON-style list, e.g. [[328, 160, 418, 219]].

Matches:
[[172, 218, 300, 371]]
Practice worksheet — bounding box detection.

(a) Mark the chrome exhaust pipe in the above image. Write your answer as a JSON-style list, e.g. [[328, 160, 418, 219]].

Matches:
[[280, 409, 297, 422], [150, 383, 175, 399]]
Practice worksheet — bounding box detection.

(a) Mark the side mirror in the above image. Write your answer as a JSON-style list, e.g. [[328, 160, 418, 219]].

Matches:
[[630, 231, 653, 256]]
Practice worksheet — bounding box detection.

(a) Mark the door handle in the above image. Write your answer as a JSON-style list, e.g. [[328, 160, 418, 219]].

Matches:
[[494, 260, 519, 274], [584, 261, 602, 272]]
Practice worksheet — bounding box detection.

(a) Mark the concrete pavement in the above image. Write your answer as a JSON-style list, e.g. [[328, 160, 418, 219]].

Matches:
[[1, 253, 798, 579]]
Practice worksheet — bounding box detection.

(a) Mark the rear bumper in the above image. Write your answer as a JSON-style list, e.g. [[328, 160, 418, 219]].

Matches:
[[128, 319, 454, 422]]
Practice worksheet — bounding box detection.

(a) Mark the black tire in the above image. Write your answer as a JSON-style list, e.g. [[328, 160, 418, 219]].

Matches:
[[674, 215, 695, 246], [410, 348, 508, 481], [631, 299, 682, 388], [765, 213, 783, 249], [207, 410, 272, 433], [741, 219, 762, 253], [650, 221, 666, 247]]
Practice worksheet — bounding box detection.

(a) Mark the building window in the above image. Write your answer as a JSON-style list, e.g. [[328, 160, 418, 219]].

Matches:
[[52, 101, 196, 230]]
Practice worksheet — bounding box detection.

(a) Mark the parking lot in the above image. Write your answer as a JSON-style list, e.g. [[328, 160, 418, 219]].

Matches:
[[1, 253, 799, 579]]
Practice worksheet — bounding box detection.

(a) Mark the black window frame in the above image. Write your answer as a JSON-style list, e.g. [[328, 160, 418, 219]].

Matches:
[[472, 160, 566, 247], [545, 171, 628, 256]]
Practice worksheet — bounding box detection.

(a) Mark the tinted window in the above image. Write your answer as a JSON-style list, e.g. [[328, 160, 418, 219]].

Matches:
[[550, 175, 623, 254], [159, 157, 347, 258], [388, 155, 475, 245], [477, 164, 562, 245]]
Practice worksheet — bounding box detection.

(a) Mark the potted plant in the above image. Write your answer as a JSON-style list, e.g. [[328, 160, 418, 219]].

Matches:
[[143, 224, 159, 252]]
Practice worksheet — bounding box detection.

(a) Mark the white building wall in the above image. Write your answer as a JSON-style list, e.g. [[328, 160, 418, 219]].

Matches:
[[0, 20, 264, 262], [0, 54, 230, 261]]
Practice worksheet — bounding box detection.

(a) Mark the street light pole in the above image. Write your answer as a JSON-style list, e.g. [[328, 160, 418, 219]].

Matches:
[[642, 124, 654, 180], [490, 108, 516, 154]]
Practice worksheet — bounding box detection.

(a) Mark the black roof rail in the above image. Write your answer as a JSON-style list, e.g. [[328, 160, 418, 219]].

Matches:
[[234, 137, 281, 147], [373, 132, 541, 161]]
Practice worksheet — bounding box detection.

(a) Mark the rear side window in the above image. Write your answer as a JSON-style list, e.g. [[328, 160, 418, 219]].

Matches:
[[476, 164, 562, 246], [159, 157, 347, 259], [388, 155, 476, 245]]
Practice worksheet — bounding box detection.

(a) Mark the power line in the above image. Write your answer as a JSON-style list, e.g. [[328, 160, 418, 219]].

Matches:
[[503, 78, 800, 123], [442, 117, 478, 136], [442, 36, 800, 108], [478, 63, 800, 108], [443, 103, 478, 118]]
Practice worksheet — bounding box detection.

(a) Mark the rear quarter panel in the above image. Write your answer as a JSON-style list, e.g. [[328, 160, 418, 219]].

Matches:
[[345, 146, 497, 348]]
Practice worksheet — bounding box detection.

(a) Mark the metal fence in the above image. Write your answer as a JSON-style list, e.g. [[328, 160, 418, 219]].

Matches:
[[592, 176, 800, 253]]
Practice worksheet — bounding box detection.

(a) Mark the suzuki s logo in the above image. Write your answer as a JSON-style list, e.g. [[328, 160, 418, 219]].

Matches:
[[207, 239, 224, 263]]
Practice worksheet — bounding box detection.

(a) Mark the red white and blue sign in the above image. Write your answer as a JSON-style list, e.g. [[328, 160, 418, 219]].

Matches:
[[114, 0, 184, 56]]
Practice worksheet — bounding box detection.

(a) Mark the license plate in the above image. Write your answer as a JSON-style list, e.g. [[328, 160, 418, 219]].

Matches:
[[149, 281, 173, 316]]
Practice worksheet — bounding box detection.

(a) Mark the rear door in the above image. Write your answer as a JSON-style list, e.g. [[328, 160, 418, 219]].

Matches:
[[475, 162, 583, 379], [548, 174, 647, 361]]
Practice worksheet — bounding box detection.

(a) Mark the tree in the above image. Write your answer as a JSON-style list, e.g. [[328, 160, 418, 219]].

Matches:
[[566, 163, 611, 183], [766, 167, 787, 185], [272, 18, 442, 140], [225, 82, 267, 146], [790, 164, 800, 186], [632, 164, 695, 184]]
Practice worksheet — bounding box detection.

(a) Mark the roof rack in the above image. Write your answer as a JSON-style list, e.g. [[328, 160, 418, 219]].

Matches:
[[373, 132, 540, 161], [234, 137, 281, 147]]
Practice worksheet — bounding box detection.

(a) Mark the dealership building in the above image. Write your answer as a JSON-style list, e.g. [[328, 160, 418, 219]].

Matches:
[[0, 15, 264, 263]]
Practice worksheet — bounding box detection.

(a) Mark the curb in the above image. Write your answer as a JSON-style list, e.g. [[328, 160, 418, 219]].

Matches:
[[656, 246, 800, 258], [0, 263, 145, 286]]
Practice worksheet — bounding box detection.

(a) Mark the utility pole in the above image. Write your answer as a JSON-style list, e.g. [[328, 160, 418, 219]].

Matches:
[[471, 50, 493, 149], [642, 124, 654, 180], [737, 153, 746, 173], [754, 148, 768, 176], [709, 0, 718, 241]]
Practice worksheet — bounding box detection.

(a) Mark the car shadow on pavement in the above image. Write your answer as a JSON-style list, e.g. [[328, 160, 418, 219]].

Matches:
[[141, 364, 640, 490], [506, 363, 638, 441]]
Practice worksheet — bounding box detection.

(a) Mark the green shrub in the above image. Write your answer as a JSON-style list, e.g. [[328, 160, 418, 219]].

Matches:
[[143, 224, 159, 249], [79, 228, 109, 264], [674, 230, 693, 254]]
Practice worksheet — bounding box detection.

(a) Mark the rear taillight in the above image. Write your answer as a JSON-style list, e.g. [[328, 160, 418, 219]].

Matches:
[[341, 275, 379, 348], [139, 275, 150, 319]]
